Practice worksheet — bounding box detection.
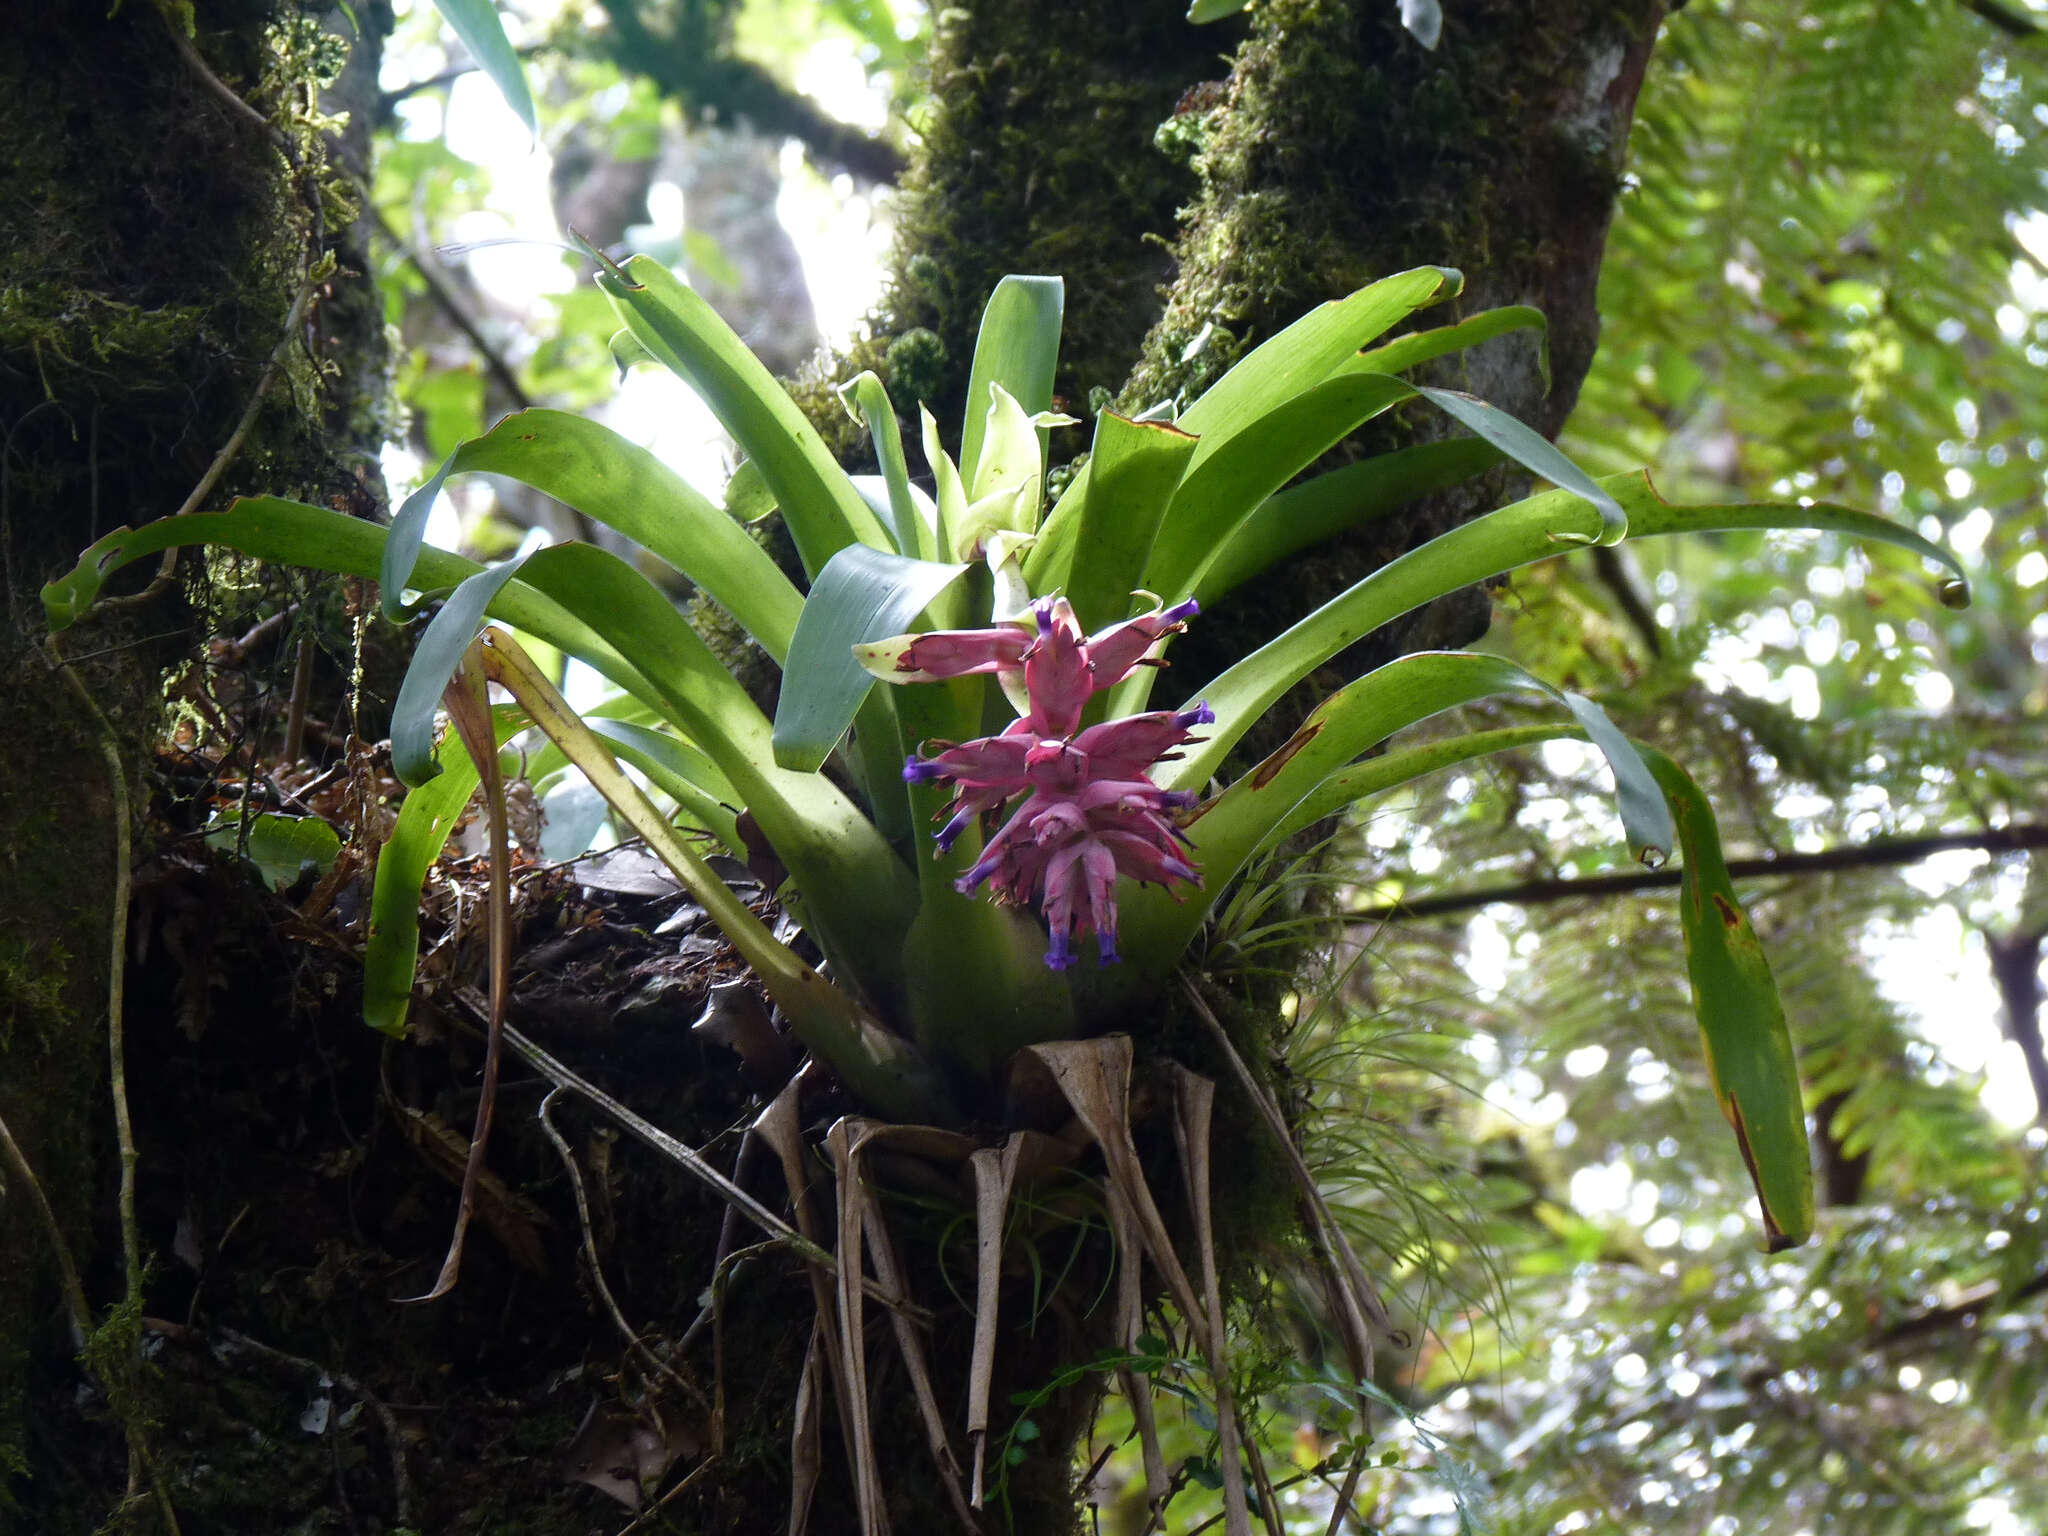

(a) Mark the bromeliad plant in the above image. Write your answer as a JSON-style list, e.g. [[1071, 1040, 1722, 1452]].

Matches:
[[45, 256, 1968, 1249], [46, 263, 1971, 1526]]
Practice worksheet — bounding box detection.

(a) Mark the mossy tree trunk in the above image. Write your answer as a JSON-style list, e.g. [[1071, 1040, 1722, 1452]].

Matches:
[[0, 0, 389, 1523], [1127, 0, 1666, 709]]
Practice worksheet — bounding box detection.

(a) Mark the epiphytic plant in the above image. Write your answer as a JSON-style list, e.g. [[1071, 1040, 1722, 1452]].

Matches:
[[46, 256, 1966, 1533]]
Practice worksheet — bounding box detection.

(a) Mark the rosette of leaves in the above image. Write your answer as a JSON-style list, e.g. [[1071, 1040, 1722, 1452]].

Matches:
[[49, 257, 1970, 1265]]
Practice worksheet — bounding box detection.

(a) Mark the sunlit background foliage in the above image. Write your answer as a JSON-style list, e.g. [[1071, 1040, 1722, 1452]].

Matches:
[[362, 0, 2048, 1528]]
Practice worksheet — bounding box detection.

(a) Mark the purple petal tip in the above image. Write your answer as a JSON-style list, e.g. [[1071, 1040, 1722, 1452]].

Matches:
[[1044, 929, 1077, 971]]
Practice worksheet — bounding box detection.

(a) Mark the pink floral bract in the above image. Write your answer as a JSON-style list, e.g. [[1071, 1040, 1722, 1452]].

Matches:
[[898, 597, 1208, 969]]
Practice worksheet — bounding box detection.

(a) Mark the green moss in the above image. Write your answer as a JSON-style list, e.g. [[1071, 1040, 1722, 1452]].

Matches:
[[1127, 0, 1657, 412], [870, 0, 1222, 437], [0, 3, 392, 1507], [0, 937, 70, 1057], [1127, 0, 1662, 772], [880, 325, 947, 413]]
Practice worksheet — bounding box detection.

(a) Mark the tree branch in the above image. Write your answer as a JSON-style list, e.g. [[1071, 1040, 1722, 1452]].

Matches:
[[1987, 925, 2048, 1125], [368, 205, 532, 412], [1871, 1264, 2048, 1349], [1352, 824, 2048, 922], [596, 0, 904, 183], [1960, 0, 2046, 40], [377, 45, 552, 117], [1591, 545, 1664, 659]]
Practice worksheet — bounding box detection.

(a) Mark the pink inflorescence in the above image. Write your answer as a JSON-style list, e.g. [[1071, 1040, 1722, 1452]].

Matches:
[[897, 597, 1209, 969]]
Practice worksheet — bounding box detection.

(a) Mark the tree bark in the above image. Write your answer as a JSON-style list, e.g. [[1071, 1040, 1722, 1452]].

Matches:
[[1132, 0, 1666, 735], [0, 0, 390, 1518], [874, 0, 1223, 426]]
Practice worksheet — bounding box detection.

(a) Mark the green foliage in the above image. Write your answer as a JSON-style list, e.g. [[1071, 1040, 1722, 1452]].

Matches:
[[1267, 20, 2048, 1520], [423, 0, 537, 133], [45, 246, 1965, 1260], [202, 811, 342, 893]]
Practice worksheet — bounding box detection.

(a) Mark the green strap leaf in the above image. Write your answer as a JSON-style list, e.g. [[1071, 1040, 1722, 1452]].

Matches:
[[959, 275, 1064, 489], [1174, 268, 1462, 447], [1165, 470, 1968, 794], [1641, 749, 1815, 1252], [724, 457, 777, 523], [43, 500, 921, 1008], [597, 255, 889, 576], [1191, 438, 1502, 607], [572, 719, 742, 854], [382, 444, 462, 619], [1028, 266, 1460, 593], [1139, 373, 1412, 613], [364, 704, 527, 1038], [1619, 476, 1970, 605], [479, 629, 948, 1122], [425, 0, 536, 135], [498, 542, 921, 1003], [1257, 723, 1589, 851], [1060, 412, 1201, 635], [46, 500, 668, 721], [1347, 304, 1549, 389], [385, 410, 804, 661], [839, 371, 932, 559], [771, 545, 970, 773], [1224, 719, 1816, 1252], [1559, 693, 1675, 867], [391, 556, 530, 786], [1407, 383, 1626, 545], [1121, 654, 1669, 971]]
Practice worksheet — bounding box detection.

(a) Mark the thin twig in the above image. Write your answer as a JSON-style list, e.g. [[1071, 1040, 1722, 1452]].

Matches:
[[51, 651, 186, 1535], [163, 14, 288, 146], [536, 1087, 712, 1414], [378, 44, 551, 113], [102, 272, 320, 606], [608, 1450, 720, 1536], [196, 1323, 416, 1528], [1319, 1441, 1373, 1536], [1185, 1466, 1328, 1536], [184, 1202, 251, 1329], [402, 652, 508, 1303], [471, 998, 926, 1320], [51, 658, 143, 1315], [170, 274, 318, 520], [368, 204, 534, 411], [282, 634, 317, 765], [1961, 0, 2047, 39], [594, 0, 904, 182], [1350, 822, 2048, 922], [1178, 975, 1391, 1355], [0, 1106, 95, 1349], [6, 1099, 185, 1536]]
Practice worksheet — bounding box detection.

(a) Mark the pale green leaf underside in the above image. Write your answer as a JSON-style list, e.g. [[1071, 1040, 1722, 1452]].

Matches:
[[773, 545, 970, 773], [425, 0, 536, 133]]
